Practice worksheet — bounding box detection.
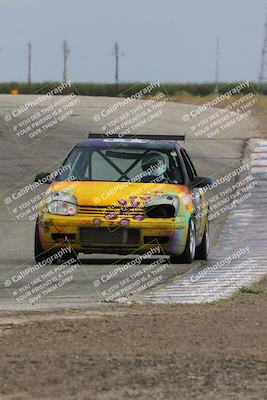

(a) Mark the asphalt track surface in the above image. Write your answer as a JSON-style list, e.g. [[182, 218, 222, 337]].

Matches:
[[0, 94, 260, 311]]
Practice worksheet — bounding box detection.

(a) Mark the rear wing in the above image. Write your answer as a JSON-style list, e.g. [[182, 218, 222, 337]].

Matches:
[[88, 133, 185, 142]]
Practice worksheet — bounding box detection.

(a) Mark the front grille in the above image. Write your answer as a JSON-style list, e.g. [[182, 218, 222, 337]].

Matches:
[[80, 227, 140, 247], [78, 205, 144, 218]]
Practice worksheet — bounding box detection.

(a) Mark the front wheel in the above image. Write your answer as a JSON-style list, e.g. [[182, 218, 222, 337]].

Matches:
[[170, 219, 196, 264], [34, 219, 49, 263]]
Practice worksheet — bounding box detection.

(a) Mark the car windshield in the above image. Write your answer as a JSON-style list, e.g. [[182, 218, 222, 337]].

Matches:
[[56, 146, 184, 184]]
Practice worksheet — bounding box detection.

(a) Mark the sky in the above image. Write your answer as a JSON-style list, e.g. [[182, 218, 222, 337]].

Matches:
[[1, 0, 267, 83]]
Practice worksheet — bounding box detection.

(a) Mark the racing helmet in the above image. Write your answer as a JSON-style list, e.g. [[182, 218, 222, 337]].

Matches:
[[141, 152, 167, 177]]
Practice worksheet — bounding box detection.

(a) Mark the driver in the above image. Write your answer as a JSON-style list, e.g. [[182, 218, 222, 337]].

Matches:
[[140, 152, 169, 183]]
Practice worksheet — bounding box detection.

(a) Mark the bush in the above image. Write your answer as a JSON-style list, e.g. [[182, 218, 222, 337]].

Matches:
[[0, 81, 260, 97]]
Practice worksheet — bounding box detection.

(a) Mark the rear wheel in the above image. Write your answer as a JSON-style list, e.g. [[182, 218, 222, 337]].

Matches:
[[195, 221, 209, 260], [170, 219, 196, 264]]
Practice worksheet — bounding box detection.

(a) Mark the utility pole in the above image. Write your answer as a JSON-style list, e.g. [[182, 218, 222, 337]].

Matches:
[[259, 8, 267, 92], [63, 40, 70, 83], [114, 42, 119, 93], [215, 36, 220, 95], [27, 42, 32, 88]]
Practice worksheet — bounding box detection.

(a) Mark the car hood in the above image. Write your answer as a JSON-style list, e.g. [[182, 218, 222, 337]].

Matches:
[[47, 180, 191, 207]]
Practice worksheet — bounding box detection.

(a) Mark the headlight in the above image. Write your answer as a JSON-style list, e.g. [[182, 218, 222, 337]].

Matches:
[[47, 201, 77, 216], [146, 204, 176, 218], [45, 192, 77, 216], [145, 195, 179, 218]]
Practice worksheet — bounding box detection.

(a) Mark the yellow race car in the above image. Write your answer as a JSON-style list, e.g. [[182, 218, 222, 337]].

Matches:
[[34, 134, 211, 264]]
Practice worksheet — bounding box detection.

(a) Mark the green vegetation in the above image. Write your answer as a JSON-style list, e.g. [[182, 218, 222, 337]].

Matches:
[[229, 283, 267, 301], [238, 285, 267, 295], [0, 81, 261, 97]]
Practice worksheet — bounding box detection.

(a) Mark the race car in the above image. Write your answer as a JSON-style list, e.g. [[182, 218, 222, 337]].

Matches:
[[34, 134, 212, 264]]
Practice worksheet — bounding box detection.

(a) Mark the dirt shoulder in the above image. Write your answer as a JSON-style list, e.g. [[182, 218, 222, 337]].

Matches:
[[0, 279, 267, 400]]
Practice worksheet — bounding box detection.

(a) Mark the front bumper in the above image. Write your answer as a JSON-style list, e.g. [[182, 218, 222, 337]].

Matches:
[[38, 213, 188, 256]]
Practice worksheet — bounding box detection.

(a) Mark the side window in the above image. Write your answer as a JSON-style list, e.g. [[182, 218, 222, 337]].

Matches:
[[180, 149, 196, 181], [183, 149, 197, 177]]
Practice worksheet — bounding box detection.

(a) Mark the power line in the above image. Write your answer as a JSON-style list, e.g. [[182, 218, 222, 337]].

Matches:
[[63, 40, 70, 82]]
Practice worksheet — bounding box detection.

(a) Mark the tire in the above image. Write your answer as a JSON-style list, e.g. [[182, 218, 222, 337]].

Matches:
[[170, 218, 196, 264], [195, 220, 209, 260], [34, 219, 49, 263]]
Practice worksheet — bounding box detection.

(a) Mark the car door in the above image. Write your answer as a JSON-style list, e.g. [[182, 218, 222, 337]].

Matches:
[[180, 149, 205, 241]]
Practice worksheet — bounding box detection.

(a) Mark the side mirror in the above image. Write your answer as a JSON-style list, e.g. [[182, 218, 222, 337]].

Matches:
[[189, 176, 213, 189], [34, 172, 52, 184]]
